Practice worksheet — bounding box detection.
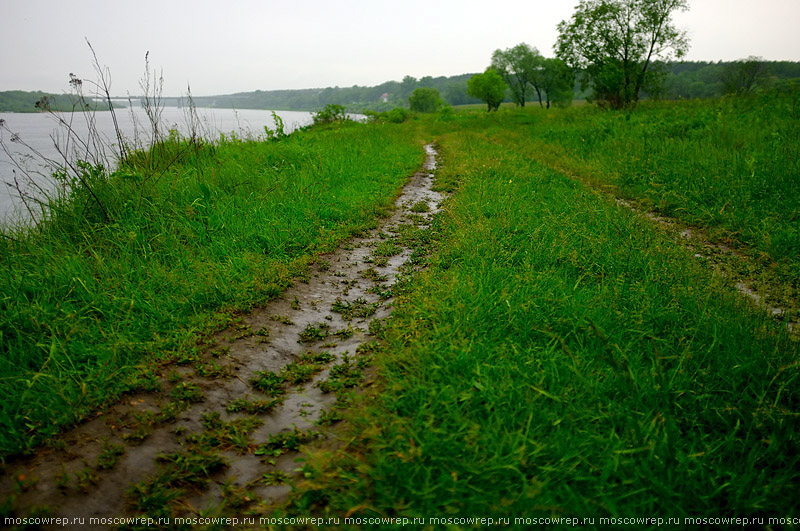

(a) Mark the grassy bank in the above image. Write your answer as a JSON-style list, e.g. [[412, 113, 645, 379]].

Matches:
[[0, 122, 423, 456], [287, 106, 800, 520]]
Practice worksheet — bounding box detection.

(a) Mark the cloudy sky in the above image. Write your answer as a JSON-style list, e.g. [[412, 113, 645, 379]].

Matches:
[[2, 0, 799, 97]]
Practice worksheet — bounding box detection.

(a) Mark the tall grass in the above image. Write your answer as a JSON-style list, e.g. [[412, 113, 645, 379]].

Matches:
[[289, 117, 799, 520], [0, 122, 422, 456], [501, 89, 800, 283]]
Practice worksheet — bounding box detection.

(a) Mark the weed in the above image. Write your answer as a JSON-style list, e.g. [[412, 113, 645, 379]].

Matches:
[[193, 412, 263, 454], [55, 466, 70, 490], [360, 268, 388, 282], [331, 297, 378, 321], [254, 326, 270, 343], [194, 359, 232, 379], [231, 324, 254, 341], [319, 355, 363, 395], [261, 471, 291, 485], [291, 297, 302, 310], [256, 428, 317, 458], [409, 200, 430, 213], [298, 323, 330, 343], [373, 240, 403, 257], [170, 382, 205, 403], [333, 326, 355, 340], [317, 260, 331, 272], [96, 441, 125, 470], [317, 408, 345, 426], [75, 465, 99, 493], [226, 396, 284, 414], [250, 370, 286, 397], [271, 315, 295, 325]]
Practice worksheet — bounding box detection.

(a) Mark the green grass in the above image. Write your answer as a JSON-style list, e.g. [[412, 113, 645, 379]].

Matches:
[[0, 121, 422, 456], [288, 108, 800, 520], [495, 90, 800, 285]]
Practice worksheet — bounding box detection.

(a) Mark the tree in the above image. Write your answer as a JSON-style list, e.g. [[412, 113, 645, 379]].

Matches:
[[467, 69, 508, 112], [540, 58, 575, 108], [409, 87, 443, 113], [556, 0, 689, 109], [720, 57, 771, 95], [491, 43, 543, 107]]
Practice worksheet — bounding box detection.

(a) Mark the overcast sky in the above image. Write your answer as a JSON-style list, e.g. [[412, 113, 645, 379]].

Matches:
[[2, 0, 799, 97]]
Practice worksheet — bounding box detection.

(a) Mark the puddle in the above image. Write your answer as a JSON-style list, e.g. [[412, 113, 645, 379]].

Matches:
[[0, 144, 444, 524]]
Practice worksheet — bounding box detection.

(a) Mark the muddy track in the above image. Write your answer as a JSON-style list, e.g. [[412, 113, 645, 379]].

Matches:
[[542, 158, 799, 337], [1, 144, 443, 527]]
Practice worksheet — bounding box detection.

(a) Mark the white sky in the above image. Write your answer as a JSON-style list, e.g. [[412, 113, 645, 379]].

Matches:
[[2, 0, 799, 97]]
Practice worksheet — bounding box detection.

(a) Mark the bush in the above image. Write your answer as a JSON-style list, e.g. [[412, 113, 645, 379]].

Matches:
[[312, 104, 348, 125]]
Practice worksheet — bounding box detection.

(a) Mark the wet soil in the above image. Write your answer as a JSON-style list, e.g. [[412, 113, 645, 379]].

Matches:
[[0, 144, 444, 526]]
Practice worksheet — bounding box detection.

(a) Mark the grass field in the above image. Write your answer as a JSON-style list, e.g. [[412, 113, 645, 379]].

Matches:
[[2, 88, 799, 523]]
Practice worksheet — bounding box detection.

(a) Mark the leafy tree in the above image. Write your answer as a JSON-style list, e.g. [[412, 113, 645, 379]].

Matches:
[[409, 87, 443, 113], [556, 0, 689, 109], [720, 57, 771, 95], [467, 69, 508, 112], [491, 43, 543, 107], [539, 58, 575, 108]]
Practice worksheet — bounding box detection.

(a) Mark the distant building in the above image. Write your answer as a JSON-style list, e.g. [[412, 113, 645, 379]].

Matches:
[[381, 93, 389, 103]]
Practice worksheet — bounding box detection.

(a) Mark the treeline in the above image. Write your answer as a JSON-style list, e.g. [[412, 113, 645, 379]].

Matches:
[[188, 73, 483, 113], [662, 60, 800, 99], [189, 60, 800, 113], [0, 90, 121, 113], [3, 60, 799, 114]]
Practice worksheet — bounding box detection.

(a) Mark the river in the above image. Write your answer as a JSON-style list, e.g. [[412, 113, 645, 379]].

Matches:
[[0, 106, 314, 223]]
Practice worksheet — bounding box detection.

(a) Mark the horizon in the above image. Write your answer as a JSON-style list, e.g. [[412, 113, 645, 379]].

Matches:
[[2, 0, 800, 98]]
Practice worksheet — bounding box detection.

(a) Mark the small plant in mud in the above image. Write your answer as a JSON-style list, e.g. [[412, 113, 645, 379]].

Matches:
[[227, 396, 284, 414], [124, 369, 161, 393], [317, 259, 331, 272], [271, 314, 295, 325], [360, 267, 389, 283], [317, 408, 345, 426], [373, 240, 403, 258], [121, 422, 153, 444], [298, 322, 330, 343], [221, 480, 256, 509], [406, 213, 427, 224], [367, 284, 394, 300], [194, 359, 233, 379], [96, 441, 125, 470], [256, 427, 317, 458], [231, 323, 254, 341], [368, 317, 389, 338], [171, 382, 205, 403], [55, 466, 71, 490], [190, 412, 263, 454], [261, 471, 291, 485], [331, 297, 378, 321], [251, 370, 287, 396], [254, 326, 270, 343], [333, 326, 355, 340], [410, 200, 430, 213], [319, 354, 364, 396], [291, 296, 302, 310], [75, 465, 99, 494]]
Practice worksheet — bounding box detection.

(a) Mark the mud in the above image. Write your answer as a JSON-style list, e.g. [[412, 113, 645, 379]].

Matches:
[[0, 144, 444, 526]]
